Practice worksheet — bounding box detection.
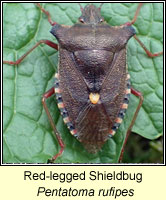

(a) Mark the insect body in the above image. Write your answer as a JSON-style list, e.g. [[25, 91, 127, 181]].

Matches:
[[51, 5, 135, 153], [3, 3, 163, 163]]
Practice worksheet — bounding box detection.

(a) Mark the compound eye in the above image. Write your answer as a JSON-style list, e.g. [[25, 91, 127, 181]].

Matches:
[[79, 17, 84, 23]]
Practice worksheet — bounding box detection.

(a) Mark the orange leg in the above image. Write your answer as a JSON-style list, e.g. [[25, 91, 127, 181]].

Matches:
[[119, 87, 144, 163], [124, 3, 163, 58], [133, 35, 163, 58], [3, 40, 58, 65], [3, 4, 59, 66], [42, 87, 65, 163], [36, 3, 57, 26]]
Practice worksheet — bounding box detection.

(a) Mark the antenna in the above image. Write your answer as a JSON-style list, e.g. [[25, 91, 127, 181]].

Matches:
[[78, 3, 84, 13], [99, 3, 104, 11]]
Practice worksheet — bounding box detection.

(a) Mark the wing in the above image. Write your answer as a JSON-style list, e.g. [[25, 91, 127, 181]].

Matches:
[[58, 48, 89, 124], [75, 103, 112, 153], [100, 48, 128, 124]]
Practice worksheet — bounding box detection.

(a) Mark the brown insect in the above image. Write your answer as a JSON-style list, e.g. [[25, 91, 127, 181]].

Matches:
[[3, 3, 163, 163]]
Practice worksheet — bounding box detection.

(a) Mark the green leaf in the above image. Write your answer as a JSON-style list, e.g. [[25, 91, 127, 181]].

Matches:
[[3, 3, 163, 163]]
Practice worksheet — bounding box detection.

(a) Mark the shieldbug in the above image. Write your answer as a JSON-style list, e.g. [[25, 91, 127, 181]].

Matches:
[[3, 3, 163, 163]]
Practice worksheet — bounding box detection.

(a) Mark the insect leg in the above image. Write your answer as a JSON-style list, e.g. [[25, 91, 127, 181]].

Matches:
[[119, 87, 144, 163], [130, 3, 143, 25], [36, 3, 57, 26], [3, 40, 58, 65], [133, 35, 163, 58], [124, 3, 163, 57], [123, 3, 143, 26], [42, 87, 65, 163]]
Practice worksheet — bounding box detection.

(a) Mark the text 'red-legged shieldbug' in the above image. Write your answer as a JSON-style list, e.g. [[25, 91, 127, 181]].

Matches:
[[3, 3, 163, 163]]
